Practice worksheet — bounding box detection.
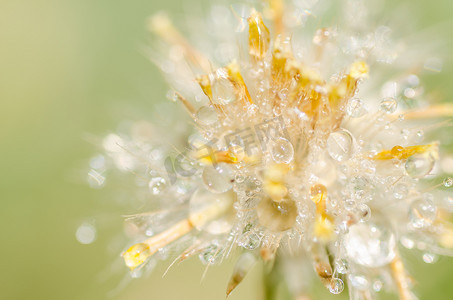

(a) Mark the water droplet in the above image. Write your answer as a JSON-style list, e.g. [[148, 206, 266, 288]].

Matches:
[[443, 177, 453, 187], [380, 97, 398, 114], [409, 198, 437, 228], [326, 130, 353, 162], [329, 278, 344, 294], [149, 177, 167, 195], [373, 280, 383, 292], [349, 274, 369, 290], [393, 183, 408, 199], [346, 98, 367, 118], [405, 154, 435, 178], [278, 88, 289, 100], [335, 259, 349, 274], [422, 252, 438, 264], [401, 236, 415, 249], [238, 233, 261, 250], [357, 204, 371, 222], [212, 72, 237, 104], [415, 130, 424, 142], [89, 155, 105, 170], [271, 138, 294, 164], [87, 169, 105, 189], [202, 163, 234, 193], [309, 183, 327, 203], [75, 222, 97, 244], [344, 222, 396, 267], [196, 106, 218, 125], [199, 242, 222, 265], [350, 176, 369, 198], [401, 129, 410, 139]]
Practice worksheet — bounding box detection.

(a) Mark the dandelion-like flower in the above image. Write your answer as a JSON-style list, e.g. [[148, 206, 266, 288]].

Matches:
[[91, 0, 453, 298]]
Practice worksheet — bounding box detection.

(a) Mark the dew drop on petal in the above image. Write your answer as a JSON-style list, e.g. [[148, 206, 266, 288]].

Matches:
[[271, 138, 294, 164], [443, 177, 453, 188], [373, 280, 383, 292], [309, 183, 327, 204], [346, 98, 367, 118], [409, 198, 437, 228], [199, 242, 222, 265], [196, 106, 218, 125], [422, 252, 438, 264], [329, 278, 344, 294], [238, 233, 261, 250], [202, 163, 234, 193], [405, 154, 435, 178], [344, 222, 396, 268], [212, 74, 237, 104], [393, 183, 408, 199], [380, 97, 398, 114], [148, 177, 167, 195], [76, 222, 97, 244], [349, 274, 369, 290], [357, 204, 371, 222], [335, 259, 349, 274], [326, 130, 353, 162]]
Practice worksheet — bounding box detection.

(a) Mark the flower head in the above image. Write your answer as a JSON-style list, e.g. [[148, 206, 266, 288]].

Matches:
[[92, 0, 453, 298]]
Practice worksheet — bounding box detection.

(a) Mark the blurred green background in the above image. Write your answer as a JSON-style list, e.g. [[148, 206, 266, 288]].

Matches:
[[1, 0, 453, 299]]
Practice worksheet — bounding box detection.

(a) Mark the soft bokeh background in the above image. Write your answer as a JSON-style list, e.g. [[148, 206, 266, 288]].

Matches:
[[1, 0, 453, 299]]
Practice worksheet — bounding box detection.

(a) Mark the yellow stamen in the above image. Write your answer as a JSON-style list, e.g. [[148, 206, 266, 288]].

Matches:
[[226, 61, 253, 105], [123, 194, 231, 270], [196, 74, 213, 102], [174, 91, 195, 115], [372, 143, 438, 160], [248, 9, 270, 60], [390, 254, 415, 300]]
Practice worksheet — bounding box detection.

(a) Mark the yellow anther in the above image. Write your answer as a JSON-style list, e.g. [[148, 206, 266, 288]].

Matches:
[[248, 9, 270, 60], [263, 164, 291, 202], [349, 61, 369, 79], [309, 184, 327, 204], [122, 243, 151, 270], [313, 216, 335, 241], [196, 74, 213, 101], [372, 143, 439, 160], [225, 61, 253, 105], [196, 149, 241, 165], [264, 181, 288, 202]]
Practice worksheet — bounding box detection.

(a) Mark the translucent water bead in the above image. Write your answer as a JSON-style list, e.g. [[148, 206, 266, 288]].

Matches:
[[346, 98, 367, 118], [271, 138, 294, 164], [405, 154, 435, 178], [199, 242, 222, 265], [329, 278, 344, 294], [380, 97, 398, 114], [202, 163, 234, 193], [326, 129, 354, 162], [148, 177, 167, 195], [409, 198, 437, 228], [344, 222, 396, 268], [444, 177, 453, 187], [196, 106, 218, 125], [212, 73, 237, 105]]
